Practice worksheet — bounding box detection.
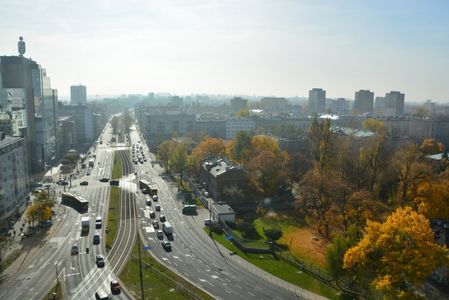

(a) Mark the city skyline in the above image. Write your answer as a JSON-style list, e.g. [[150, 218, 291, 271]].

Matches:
[[1, 0, 448, 101]]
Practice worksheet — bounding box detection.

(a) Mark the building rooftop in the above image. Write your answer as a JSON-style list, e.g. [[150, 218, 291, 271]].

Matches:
[[212, 202, 235, 214], [202, 157, 241, 177]]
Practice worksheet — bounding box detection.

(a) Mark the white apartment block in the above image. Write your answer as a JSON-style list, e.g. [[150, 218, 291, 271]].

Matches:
[[226, 118, 255, 139], [0, 136, 29, 230]]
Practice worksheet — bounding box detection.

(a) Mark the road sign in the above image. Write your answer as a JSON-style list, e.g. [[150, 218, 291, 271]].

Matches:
[[143, 245, 152, 250]]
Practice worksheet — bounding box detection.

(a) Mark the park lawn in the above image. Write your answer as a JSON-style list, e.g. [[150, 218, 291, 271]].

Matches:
[[106, 187, 120, 249], [205, 228, 341, 300], [112, 151, 122, 179], [120, 242, 213, 300], [254, 216, 328, 268]]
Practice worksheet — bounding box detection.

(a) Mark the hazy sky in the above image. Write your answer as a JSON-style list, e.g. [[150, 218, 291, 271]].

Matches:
[[1, 0, 448, 101]]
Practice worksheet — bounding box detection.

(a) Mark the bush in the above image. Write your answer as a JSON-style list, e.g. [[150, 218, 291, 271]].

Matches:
[[264, 228, 282, 242], [238, 222, 261, 239]]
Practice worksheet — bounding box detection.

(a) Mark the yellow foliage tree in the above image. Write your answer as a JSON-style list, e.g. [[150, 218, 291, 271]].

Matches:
[[414, 180, 449, 220], [343, 207, 448, 299], [420, 138, 445, 155]]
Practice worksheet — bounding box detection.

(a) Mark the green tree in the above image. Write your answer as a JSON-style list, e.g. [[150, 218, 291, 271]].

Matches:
[[326, 225, 359, 281], [229, 131, 253, 164], [264, 228, 283, 242], [308, 116, 334, 169], [169, 142, 190, 185]]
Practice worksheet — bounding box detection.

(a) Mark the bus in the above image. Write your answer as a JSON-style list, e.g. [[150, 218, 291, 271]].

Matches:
[[139, 180, 158, 195], [61, 192, 89, 213]]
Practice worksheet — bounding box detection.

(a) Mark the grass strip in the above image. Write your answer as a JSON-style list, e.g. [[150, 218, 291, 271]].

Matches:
[[204, 228, 341, 300], [106, 187, 120, 250], [45, 281, 63, 300], [119, 242, 214, 300], [112, 151, 122, 179], [1, 249, 22, 272]]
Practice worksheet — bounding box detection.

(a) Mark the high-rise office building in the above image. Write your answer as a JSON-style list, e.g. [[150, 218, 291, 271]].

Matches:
[[0, 38, 58, 172], [70, 84, 87, 105], [354, 89, 374, 114], [308, 88, 326, 114]]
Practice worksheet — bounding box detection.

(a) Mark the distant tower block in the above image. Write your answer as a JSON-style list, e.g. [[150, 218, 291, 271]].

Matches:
[[18, 36, 26, 56]]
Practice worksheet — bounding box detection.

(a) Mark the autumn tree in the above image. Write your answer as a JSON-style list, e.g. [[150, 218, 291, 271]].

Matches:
[[282, 152, 311, 189], [343, 207, 448, 299], [236, 109, 250, 118], [393, 144, 433, 205], [414, 179, 449, 220], [27, 191, 55, 227], [191, 137, 225, 162], [420, 138, 445, 155], [111, 116, 119, 135], [296, 167, 348, 238], [247, 150, 287, 195], [308, 117, 334, 169]]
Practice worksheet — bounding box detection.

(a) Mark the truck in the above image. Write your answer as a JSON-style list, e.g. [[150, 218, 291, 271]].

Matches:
[[81, 216, 90, 236], [162, 222, 173, 235]]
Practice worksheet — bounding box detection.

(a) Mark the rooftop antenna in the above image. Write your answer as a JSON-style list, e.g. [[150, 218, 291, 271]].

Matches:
[[18, 36, 26, 56]]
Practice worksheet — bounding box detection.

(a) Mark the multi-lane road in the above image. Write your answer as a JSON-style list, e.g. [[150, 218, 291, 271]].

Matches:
[[0, 119, 325, 300]]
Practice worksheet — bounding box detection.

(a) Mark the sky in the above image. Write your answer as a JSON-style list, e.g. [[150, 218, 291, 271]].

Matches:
[[1, 0, 448, 101]]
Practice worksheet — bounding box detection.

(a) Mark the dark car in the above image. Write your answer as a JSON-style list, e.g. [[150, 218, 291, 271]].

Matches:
[[57, 180, 68, 186], [100, 178, 109, 182], [161, 240, 172, 251], [110, 280, 121, 295], [80, 181, 89, 186], [109, 180, 119, 186], [155, 204, 161, 212], [159, 215, 166, 222], [96, 255, 105, 268], [152, 220, 159, 229], [40, 220, 53, 228]]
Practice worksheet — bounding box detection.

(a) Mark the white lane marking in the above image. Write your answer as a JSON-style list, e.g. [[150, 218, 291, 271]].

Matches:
[[248, 291, 256, 297], [162, 257, 171, 264], [211, 275, 219, 279]]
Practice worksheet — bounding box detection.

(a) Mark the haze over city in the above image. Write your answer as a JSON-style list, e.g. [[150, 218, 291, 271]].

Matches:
[[1, 0, 448, 101]]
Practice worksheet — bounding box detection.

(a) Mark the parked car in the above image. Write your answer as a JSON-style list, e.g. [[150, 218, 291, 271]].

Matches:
[[149, 210, 155, 218], [204, 219, 212, 226], [95, 289, 110, 300], [40, 220, 53, 228], [152, 195, 159, 201], [96, 255, 105, 268], [80, 181, 89, 186], [110, 280, 121, 295], [146, 198, 152, 206]]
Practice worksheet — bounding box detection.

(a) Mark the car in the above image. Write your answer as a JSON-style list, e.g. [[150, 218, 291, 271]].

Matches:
[[204, 191, 210, 197], [109, 180, 119, 186], [161, 240, 172, 251], [86, 170, 91, 176], [152, 220, 159, 229], [96, 255, 105, 268], [156, 230, 164, 239], [100, 178, 109, 182], [80, 181, 88, 186], [57, 180, 68, 186], [40, 220, 53, 228], [146, 198, 152, 206], [110, 280, 121, 295], [95, 217, 102, 229], [152, 195, 159, 201], [159, 215, 166, 222], [149, 211, 156, 218], [204, 218, 212, 226], [71, 244, 79, 255], [155, 204, 161, 211], [93, 233, 100, 244], [95, 289, 110, 300]]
